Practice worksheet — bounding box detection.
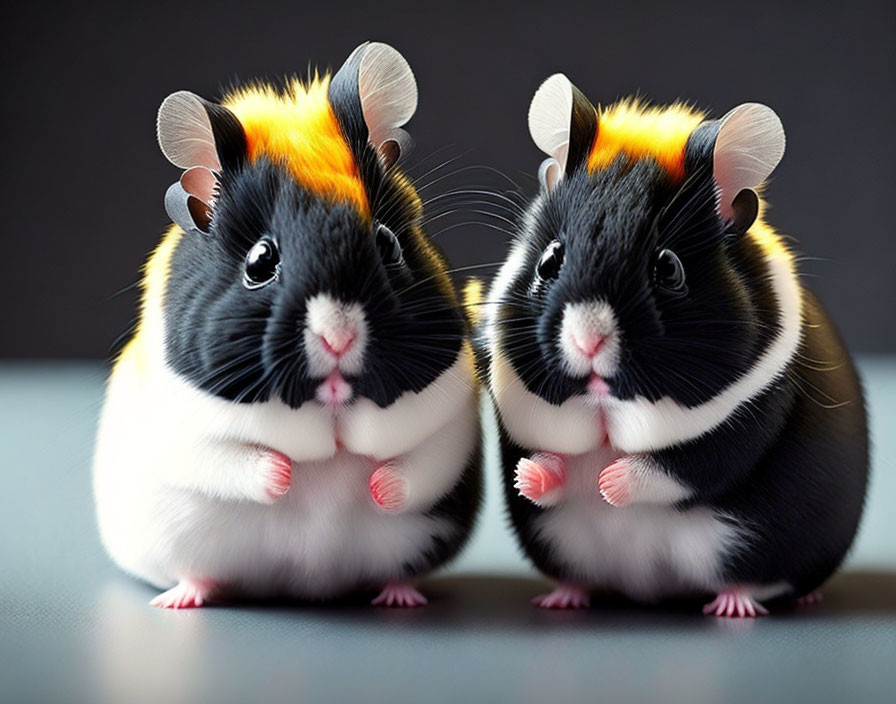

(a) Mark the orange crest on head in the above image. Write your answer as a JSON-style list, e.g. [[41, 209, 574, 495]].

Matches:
[[224, 77, 370, 216], [588, 100, 705, 183]]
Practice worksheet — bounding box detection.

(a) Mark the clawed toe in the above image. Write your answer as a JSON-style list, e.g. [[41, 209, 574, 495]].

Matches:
[[369, 465, 408, 513], [598, 459, 634, 507], [150, 579, 216, 609], [371, 582, 427, 608], [260, 450, 292, 501], [514, 453, 566, 505], [532, 583, 591, 609], [702, 588, 768, 618]]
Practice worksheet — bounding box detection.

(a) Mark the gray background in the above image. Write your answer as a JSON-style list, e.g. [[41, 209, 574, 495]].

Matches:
[[1, 0, 894, 358]]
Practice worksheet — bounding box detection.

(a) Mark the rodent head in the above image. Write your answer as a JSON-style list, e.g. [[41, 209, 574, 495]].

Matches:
[[154, 42, 464, 409], [492, 74, 788, 408]]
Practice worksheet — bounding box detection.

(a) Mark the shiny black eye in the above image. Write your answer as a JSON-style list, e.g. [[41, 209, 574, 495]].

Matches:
[[243, 237, 280, 289], [536, 240, 564, 281], [375, 222, 403, 266], [654, 248, 687, 294]]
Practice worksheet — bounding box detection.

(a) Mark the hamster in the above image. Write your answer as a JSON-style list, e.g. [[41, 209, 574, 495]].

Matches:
[[479, 74, 868, 616], [93, 42, 482, 609]]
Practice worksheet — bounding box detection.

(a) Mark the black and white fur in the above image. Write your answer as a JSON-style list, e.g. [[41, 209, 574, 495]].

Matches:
[[93, 43, 481, 607], [481, 74, 868, 612]]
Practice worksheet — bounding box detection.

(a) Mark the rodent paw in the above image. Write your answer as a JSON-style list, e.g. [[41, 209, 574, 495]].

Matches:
[[369, 464, 408, 513], [258, 449, 292, 503], [149, 578, 217, 609], [514, 452, 566, 506], [371, 581, 427, 608], [702, 588, 769, 618], [531, 583, 591, 609], [598, 458, 635, 507]]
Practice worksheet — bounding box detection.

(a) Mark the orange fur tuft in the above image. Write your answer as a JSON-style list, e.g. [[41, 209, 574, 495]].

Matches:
[[588, 99, 705, 182], [223, 76, 369, 216], [588, 99, 792, 264]]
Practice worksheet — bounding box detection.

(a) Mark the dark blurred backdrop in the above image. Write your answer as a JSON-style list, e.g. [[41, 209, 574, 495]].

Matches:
[[1, 0, 894, 357]]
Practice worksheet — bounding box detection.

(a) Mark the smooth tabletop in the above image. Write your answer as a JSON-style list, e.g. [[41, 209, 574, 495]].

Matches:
[[1, 359, 894, 704]]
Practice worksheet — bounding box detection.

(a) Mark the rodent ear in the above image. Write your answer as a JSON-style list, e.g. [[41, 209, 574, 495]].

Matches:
[[329, 42, 418, 169], [528, 74, 598, 189], [712, 103, 785, 222], [157, 91, 247, 173], [163, 166, 216, 234], [157, 91, 247, 233], [538, 158, 563, 191]]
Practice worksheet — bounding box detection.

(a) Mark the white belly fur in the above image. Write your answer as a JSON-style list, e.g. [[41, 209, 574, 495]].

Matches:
[[93, 349, 476, 599], [531, 446, 741, 601]]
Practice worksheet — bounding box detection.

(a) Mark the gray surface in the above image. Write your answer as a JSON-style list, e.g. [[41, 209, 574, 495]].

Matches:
[[1, 359, 894, 704]]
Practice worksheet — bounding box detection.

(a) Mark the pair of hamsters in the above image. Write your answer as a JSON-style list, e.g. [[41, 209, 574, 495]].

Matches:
[[93, 42, 868, 617]]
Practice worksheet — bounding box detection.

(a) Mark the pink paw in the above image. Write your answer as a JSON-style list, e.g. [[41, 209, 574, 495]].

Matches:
[[598, 458, 634, 507], [796, 590, 824, 607], [531, 583, 591, 609], [514, 453, 566, 505], [369, 464, 407, 513], [702, 587, 769, 618], [263, 450, 292, 501], [371, 582, 427, 608], [149, 579, 216, 609]]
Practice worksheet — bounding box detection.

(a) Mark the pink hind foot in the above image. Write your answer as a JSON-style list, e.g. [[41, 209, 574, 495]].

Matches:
[[371, 581, 427, 608], [797, 590, 824, 607], [149, 578, 217, 609], [532, 583, 591, 609], [703, 587, 769, 618], [514, 452, 566, 506]]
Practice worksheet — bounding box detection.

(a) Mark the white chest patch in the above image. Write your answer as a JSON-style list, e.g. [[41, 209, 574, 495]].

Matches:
[[531, 447, 740, 601]]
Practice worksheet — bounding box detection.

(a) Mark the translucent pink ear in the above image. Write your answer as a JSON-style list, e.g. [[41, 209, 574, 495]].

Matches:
[[157, 91, 222, 172], [713, 103, 786, 220], [157, 91, 240, 233], [528, 74, 574, 185], [355, 42, 418, 167], [180, 166, 216, 204], [527, 73, 598, 191]]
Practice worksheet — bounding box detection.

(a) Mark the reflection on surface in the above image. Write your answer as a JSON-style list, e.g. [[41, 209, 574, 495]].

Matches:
[[32, 569, 896, 703], [89, 580, 207, 703]]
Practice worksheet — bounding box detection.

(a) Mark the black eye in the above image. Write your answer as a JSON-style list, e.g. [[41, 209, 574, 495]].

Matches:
[[654, 248, 687, 294], [375, 222, 403, 266], [243, 237, 280, 289], [536, 240, 564, 281]]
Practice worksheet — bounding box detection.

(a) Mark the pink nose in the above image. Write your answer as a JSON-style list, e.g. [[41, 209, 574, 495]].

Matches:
[[321, 329, 356, 356], [574, 333, 604, 358]]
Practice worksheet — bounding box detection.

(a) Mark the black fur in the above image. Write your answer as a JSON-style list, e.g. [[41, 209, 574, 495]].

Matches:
[[565, 84, 599, 177], [499, 157, 780, 407], [486, 103, 869, 604], [414, 425, 484, 575], [716, 291, 868, 594], [164, 150, 464, 410], [155, 64, 482, 587], [200, 100, 247, 172]]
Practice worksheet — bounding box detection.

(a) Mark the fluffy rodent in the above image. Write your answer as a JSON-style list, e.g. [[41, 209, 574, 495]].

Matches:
[[93, 42, 481, 608], [480, 73, 868, 615]]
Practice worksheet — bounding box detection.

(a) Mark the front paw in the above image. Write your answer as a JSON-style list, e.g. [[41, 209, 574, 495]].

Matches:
[[514, 452, 566, 506], [256, 449, 292, 503], [369, 463, 408, 513], [598, 457, 635, 507]]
